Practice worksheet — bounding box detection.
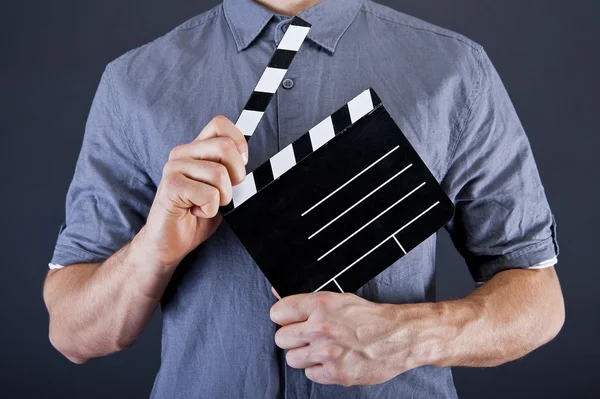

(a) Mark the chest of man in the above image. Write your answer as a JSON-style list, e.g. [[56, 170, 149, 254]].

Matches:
[[132, 28, 457, 190]]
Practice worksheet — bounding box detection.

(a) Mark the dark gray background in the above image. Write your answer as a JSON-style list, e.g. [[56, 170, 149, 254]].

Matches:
[[1, 0, 598, 398]]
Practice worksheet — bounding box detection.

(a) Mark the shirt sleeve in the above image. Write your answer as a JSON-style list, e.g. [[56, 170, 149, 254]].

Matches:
[[442, 49, 559, 283], [49, 66, 156, 267]]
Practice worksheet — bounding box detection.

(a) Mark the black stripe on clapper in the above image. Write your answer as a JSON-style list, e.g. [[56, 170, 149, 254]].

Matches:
[[290, 17, 311, 27], [292, 133, 314, 163], [268, 50, 297, 69], [237, 16, 312, 141], [253, 162, 275, 191], [369, 88, 382, 107], [331, 105, 352, 135], [220, 16, 311, 214], [245, 91, 273, 112]]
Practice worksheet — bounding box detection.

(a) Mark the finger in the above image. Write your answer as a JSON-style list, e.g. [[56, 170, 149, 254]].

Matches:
[[270, 293, 318, 326], [196, 115, 248, 165], [286, 346, 320, 369], [166, 159, 232, 206], [305, 364, 345, 386], [271, 287, 281, 300], [160, 173, 220, 218], [275, 322, 310, 349], [168, 138, 246, 186]]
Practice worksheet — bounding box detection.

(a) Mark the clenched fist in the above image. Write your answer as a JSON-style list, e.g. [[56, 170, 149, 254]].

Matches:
[[137, 116, 248, 270], [270, 292, 442, 387]]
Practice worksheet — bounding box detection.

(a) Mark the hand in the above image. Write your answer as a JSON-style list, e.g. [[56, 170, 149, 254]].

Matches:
[[135, 116, 248, 271], [270, 292, 441, 387]]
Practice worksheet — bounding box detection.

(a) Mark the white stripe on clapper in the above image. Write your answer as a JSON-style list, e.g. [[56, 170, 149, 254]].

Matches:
[[270, 144, 297, 179], [308, 116, 336, 151], [314, 201, 440, 293], [277, 25, 311, 51], [236, 110, 264, 138], [347, 89, 375, 123], [232, 172, 257, 207], [254, 67, 288, 93]]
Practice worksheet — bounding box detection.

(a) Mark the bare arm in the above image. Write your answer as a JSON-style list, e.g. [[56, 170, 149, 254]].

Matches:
[[430, 266, 564, 368], [270, 267, 564, 386], [44, 236, 169, 363], [44, 116, 248, 363]]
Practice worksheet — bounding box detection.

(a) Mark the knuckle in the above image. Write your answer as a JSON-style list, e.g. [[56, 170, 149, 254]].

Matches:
[[162, 172, 182, 190], [322, 345, 341, 361], [162, 161, 173, 176], [314, 292, 334, 310], [323, 365, 345, 385], [311, 321, 333, 339], [207, 185, 220, 202], [168, 145, 184, 160], [211, 162, 230, 182], [215, 136, 236, 154], [211, 115, 230, 132]]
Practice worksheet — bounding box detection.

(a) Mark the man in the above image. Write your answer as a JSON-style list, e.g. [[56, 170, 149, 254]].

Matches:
[[43, 0, 564, 397]]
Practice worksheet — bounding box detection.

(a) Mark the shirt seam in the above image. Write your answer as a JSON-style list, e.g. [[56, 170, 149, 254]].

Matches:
[[444, 47, 485, 175], [173, 5, 222, 33], [361, 7, 482, 52], [104, 65, 151, 177]]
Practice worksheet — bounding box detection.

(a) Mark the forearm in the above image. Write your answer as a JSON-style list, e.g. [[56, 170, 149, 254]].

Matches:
[[43, 227, 173, 363], [395, 267, 564, 369]]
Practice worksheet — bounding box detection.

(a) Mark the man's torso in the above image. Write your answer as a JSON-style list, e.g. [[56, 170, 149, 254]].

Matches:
[[106, 0, 482, 397]]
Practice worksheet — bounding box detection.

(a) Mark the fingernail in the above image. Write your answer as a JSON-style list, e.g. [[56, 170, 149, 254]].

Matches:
[[241, 151, 248, 165]]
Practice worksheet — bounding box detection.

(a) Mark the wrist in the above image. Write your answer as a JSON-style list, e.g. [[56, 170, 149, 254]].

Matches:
[[386, 302, 449, 370], [421, 299, 483, 368], [129, 226, 180, 276]]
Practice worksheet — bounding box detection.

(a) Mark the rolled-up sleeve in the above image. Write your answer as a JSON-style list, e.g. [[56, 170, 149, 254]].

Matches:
[[49, 66, 155, 267], [443, 49, 559, 283]]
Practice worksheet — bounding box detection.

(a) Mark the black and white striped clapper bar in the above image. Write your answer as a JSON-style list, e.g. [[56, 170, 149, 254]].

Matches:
[[236, 16, 311, 140], [222, 87, 455, 298]]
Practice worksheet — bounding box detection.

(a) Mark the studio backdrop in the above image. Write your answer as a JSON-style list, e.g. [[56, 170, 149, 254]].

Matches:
[[1, 0, 598, 398]]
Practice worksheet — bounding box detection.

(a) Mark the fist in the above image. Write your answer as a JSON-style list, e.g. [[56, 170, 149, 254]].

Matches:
[[138, 116, 248, 270], [270, 292, 426, 387]]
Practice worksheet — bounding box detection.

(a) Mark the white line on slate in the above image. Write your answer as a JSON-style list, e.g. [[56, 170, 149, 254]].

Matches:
[[317, 182, 426, 261], [301, 146, 400, 217], [308, 164, 413, 240], [392, 235, 407, 254], [314, 201, 440, 293], [333, 279, 344, 293]]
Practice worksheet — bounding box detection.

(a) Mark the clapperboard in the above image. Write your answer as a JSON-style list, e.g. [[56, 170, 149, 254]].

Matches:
[[220, 17, 454, 298]]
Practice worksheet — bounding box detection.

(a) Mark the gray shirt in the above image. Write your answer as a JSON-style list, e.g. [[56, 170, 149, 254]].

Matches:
[[50, 0, 559, 397]]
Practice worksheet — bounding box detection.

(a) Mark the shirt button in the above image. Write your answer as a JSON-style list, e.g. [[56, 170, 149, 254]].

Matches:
[[282, 78, 294, 89], [281, 23, 289, 32]]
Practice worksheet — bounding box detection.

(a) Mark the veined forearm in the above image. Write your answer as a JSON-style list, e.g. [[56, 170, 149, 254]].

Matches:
[[404, 267, 564, 369], [43, 229, 173, 363]]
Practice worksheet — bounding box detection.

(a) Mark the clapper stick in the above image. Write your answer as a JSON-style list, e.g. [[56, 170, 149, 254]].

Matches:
[[219, 16, 311, 215], [235, 16, 311, 140]]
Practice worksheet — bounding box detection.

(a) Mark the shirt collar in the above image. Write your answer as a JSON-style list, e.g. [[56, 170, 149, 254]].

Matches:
[[223, 0, 364, 53]]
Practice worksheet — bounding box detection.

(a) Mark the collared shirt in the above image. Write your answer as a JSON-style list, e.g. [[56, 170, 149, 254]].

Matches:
[[49, 0, 559, 397]]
